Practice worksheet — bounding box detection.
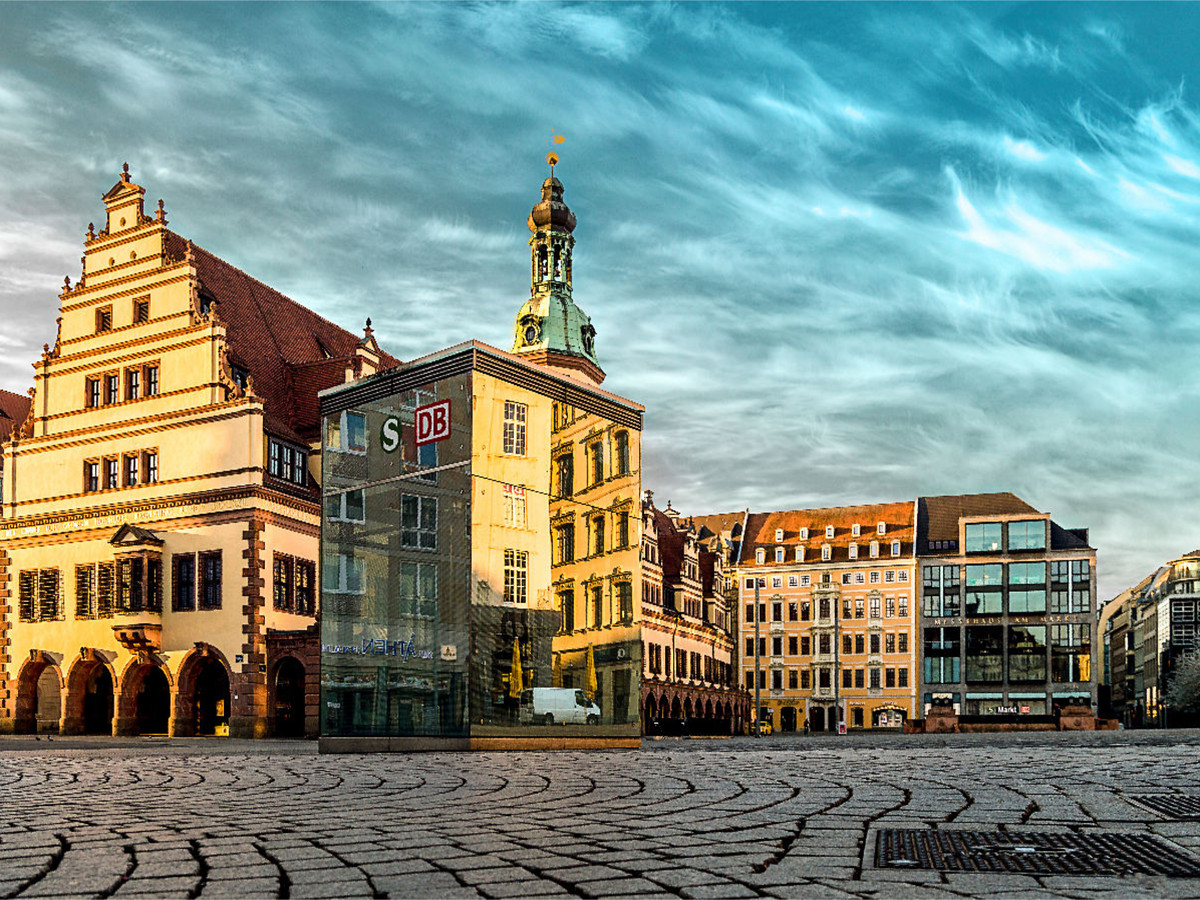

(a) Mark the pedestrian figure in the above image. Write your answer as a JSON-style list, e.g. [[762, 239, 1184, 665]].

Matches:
[[803, 720, 810, 736]]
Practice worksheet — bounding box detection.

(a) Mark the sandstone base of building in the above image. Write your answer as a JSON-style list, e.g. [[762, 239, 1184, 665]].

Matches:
[[319, 735, 642, 754]]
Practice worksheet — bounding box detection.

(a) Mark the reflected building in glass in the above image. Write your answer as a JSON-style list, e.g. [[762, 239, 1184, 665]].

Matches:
[[319, 172, 644, 750]]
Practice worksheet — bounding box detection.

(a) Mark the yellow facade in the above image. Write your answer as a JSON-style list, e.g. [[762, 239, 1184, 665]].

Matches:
[[0, 167, 382, 737]]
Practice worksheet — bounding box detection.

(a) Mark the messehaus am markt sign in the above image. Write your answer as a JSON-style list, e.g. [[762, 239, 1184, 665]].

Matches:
[[380, 399, 451, 453]]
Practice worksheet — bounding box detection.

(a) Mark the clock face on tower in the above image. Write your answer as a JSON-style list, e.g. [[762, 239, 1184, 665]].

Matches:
[[524, 324, 538, 345]]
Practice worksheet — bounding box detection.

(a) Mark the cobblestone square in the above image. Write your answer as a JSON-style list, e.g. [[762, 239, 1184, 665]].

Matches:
[[2, 731, 1200, 899]]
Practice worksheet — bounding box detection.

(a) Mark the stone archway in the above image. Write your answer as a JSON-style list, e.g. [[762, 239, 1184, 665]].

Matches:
[[270, 656, 305, 738], [810, 705, 827, 732], [14, 654, 63, 734], [175, 647, 232, 737], [64, 655, 116, 735], [117, 660, 172, 736]]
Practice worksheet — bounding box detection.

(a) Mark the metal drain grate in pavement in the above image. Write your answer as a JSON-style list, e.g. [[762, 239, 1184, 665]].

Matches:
[[877, 829, 1200, 877], [1130, 795, 1200, 820]]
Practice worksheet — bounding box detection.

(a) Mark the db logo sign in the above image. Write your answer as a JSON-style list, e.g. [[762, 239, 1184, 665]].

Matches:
[[416, 399, 451, 446]]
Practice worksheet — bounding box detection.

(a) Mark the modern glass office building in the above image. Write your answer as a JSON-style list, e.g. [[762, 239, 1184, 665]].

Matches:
[[318, 341, 644, 750]]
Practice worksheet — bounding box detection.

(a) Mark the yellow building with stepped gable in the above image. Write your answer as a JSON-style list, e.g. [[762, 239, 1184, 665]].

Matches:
[[0, 164, 397, 738]]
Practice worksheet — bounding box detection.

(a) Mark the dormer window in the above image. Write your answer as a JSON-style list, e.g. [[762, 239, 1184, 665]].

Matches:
[[795, 546, 805, 562], [848, 543, 858, 560], [891, 540, 901, 557], [199, 294, 214, 316], [821, 544, 831, 561], [774, 528, 784, 542], [775, 547, 785, 563], [851, 524, 861, 537], [870, 541, 880, 559], [755, 548, 765, 564], [825, 525, 835, 539], [799, 527, 809, 540], [877, 521, 886, 535], [231, 365, 250, 391]]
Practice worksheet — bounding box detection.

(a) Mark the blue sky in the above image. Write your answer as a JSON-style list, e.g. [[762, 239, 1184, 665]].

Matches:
[[3, 2, 1200, 600]]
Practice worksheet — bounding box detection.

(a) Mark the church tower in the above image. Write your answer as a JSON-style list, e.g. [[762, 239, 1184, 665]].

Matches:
[[511, 162, 604, 385]]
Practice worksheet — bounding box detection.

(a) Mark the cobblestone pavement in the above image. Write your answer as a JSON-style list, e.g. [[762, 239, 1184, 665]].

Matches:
[[3, 731, 1200, 899]]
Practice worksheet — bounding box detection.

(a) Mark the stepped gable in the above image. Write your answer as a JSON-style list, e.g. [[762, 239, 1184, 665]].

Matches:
[[917, 492, 1039, 552], [0, 389, 31, 445], [742, 500, 916, 567], [652, 506, 686, 581], [165, 232, 400, 442]]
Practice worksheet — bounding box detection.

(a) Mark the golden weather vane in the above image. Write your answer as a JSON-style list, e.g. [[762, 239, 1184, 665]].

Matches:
[[547, 131, 565, 173]]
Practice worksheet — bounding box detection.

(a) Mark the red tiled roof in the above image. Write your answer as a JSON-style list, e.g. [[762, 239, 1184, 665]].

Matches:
[[164, 231, 401, 443], [0, 389, 31, 445], [917, 492, 1040, 551], [741, 500, 916, 567]]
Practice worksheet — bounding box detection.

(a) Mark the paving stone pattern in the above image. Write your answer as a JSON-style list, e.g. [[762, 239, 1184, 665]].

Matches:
[[2, 731, 1200, 899]]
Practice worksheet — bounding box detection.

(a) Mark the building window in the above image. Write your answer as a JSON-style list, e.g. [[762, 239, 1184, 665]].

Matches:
[[801, 670, 811, 689], [821, 544, 831, 561], [400, 494, 437, 549], [327, 489, 367, 524], [898, 632, 908, 653], [1009, 561, 1047, 614], [124, 454, 139, 487], [616, 511, 631, 548], [399, 562, 437, 618], [825, 525, 835, 539], [1008, 625, 1048, 683], [84, 460, 100, 493], [869, 668, 882, 689], [775, 547, 785, 563], [86, 378, 101, 408], [848, 543, 858, 560], [795, 547, 805, 563], [924, 627, 961, 684], [964, 522, 1002, 553], [617, 581, 633, 623], [923, 564, 960, 618], [1008, 520, 1046, 551], [877, 522, 887, 535], [199, 551, 222, 609], [855, 572, 865, 584], [898, 668, 908, 687], [331, 412, 366, 453], [589, 514, 606, 556], [173, 554, 196, 611], [554, 453, 573, 498], [800, 575, 810, 587], [554, 522, 575, 565], [842, 634, 853, 655], [965, 625, 1004, 682], [885, 633, 896, 653], [126, 367, 141, 400], [105, 457, 120, 490], [1051, 624, 1091, 683], [855, 669, 865, 689], [591, 584, 604, 629], [503, 549, 528, 605], [870, 541, 879, 559], [503, 401, 527, 455], [105, 374, 119, 405], [96, 563, 114, 617], [772, 576, 782, 589], [19, 569, 61, 622], [503, 484, 527, 528], [964, 564, 1003, 616], [146, 365, 159, 396], [588, 441, 603, 485], [891, 540, 901, 557], [144, 451, 158, 484], [75, 565, 95, 619], [96, 306, 112, 333], [324, 553, 364, 594], [886, 668, 896, 688], [855, 634, 865, 654], [1051, 560, 1091, 614], [885, 597, 895, 617], [559, 589, 575, 633], [869, 633, 881, 654], [614, 431, 630, 475], [268, 438, 307, 486], [133, 298, 150, 323], [274, 555, 295, 612], [755, 548, 765, 564], [842, 573, 852, 586], [295, 560, 315, 615]]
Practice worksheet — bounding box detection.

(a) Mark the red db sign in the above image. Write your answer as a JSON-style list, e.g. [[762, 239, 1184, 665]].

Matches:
[[415, 400, 451, 446]]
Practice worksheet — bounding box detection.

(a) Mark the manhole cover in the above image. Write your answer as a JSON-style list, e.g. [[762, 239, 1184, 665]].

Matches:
[[876, 829, 1200, 877], [1130, 795, 1200, 820]]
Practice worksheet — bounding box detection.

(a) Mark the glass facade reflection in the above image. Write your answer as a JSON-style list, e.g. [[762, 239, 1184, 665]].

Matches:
[[318, 344, 643, 747]]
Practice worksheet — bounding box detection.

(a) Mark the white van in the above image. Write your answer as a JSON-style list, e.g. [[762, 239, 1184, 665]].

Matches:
[[519, 687, 601, 725]]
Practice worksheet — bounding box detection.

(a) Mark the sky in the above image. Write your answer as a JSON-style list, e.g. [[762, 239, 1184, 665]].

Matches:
[[3, 1, 1200, 601]]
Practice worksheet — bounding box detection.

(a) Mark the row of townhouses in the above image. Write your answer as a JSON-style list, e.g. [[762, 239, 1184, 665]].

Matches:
[[0, 166, 1108, 745]]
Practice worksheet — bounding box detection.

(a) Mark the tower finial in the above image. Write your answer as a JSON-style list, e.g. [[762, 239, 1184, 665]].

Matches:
[[121, 162, 130, 183]]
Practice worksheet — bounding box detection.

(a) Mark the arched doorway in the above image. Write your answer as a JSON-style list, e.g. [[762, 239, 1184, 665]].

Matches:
[[14, 657, 62, 734], [272, 657, 305, 738], [136, 667, 171, 735], [36, 668, 62, 733], [781, 706, 797, 733], [83, 666, 114, 734], [193, 659, 230, 735], [810, 705, 826, 732]]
